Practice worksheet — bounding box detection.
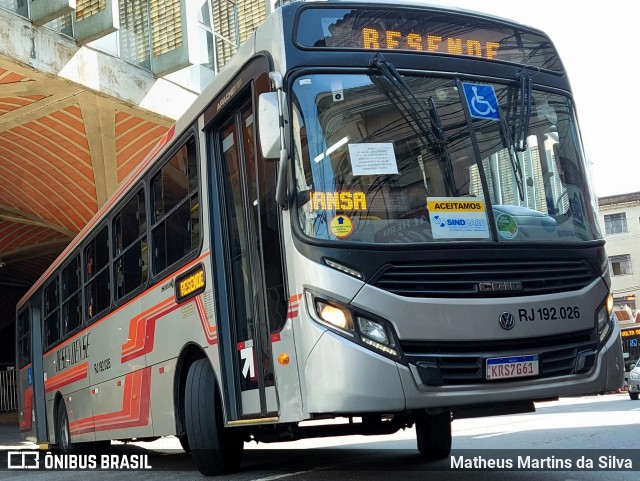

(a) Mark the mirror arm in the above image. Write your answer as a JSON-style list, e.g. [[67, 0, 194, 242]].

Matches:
[[275, 149, 288, 209], [270, 72, 289, 210]]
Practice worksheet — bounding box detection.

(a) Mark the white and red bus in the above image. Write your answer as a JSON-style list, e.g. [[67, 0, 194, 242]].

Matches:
[[17, 0, 623, 475]]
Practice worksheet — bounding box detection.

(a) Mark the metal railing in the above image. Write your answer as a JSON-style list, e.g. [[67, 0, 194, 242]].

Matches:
[[0, 366, 17, 413]]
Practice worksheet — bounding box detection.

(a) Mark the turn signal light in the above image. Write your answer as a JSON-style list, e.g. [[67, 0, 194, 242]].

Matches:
[[278, 353, 290, 365]]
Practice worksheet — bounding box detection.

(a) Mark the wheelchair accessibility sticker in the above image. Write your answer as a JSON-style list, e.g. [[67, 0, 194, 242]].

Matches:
[[463, 83, 499, 120]]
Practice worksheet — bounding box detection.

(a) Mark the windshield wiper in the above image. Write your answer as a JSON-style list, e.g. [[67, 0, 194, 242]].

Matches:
[[500, 115, 525, 202], [497, 68, 535, 202], [369, 53, 457, 195], [515, 68, 534, 152]]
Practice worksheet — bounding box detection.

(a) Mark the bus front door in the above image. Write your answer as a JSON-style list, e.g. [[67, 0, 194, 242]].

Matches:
[[214, 95, 279, 420]]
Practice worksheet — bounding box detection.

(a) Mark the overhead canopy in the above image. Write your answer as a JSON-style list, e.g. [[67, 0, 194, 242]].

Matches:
[[0, 57, 173, 336]]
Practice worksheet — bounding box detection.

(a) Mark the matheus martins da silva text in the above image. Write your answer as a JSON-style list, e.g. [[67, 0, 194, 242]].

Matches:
[[451, 455, 634, 470]]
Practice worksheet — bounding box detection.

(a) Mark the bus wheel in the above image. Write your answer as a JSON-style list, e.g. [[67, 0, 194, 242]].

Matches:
[[630, 392, 639, 400], [185, 358, 244, 475], [55, 401, 80, 453], [415, 410, 452, 461]]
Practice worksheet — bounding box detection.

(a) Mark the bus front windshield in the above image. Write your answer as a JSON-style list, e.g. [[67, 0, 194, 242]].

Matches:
[[291, 73, 602, 244]]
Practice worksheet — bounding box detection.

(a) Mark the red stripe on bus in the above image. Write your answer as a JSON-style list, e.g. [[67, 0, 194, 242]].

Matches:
[[121, 302, 182, 363], [121, 295, 217, 362], [69, 367, 151, 436], [19, 387, 33, 432], [44, 362, 89, 393], [121, 298, 176, 358], [287, 293, 303, 319], [195, 296, 218, 344]]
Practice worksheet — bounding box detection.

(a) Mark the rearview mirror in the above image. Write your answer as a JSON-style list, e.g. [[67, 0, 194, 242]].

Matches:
[[258, 91, 284, 160]]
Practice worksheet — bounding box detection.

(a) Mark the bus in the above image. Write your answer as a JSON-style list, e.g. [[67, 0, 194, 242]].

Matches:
[[16, 0, 623, 475]]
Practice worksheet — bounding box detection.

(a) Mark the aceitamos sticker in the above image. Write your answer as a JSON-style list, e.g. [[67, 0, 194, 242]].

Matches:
[[427, 197, 490, 239]]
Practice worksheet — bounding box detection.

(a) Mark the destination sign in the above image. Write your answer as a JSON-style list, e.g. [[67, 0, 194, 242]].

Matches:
[[176, 265, 206, 302], [295, 7, 562, 72], [621, 328, 640, 338]]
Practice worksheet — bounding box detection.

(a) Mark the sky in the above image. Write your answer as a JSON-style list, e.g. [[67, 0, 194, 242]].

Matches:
[[411, 0, 638, 198]]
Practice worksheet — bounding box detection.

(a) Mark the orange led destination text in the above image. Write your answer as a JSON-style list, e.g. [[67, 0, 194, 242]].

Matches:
[[179, 270, 205, 298], [310, 192, 367, 211], [362, 28, 500, 59]]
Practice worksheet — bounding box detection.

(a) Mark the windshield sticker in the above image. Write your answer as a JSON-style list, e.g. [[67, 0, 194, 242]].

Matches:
[[348, 143, 399, 176], [310, 191, 367, 211], [330, 215, 354, 238], [496, 213, 519, 239], [427, 197, 490, 239], [462, 83, 500, 121]]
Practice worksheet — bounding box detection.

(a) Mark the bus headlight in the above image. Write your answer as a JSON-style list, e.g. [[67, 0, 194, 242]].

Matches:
[[630, 371, 640, 380], [596, 293, 614, 344], [314, 299, 354, 332], [305, 290, 401, 359], [358, 317, 389, 344], [357, 317, 398, 357]]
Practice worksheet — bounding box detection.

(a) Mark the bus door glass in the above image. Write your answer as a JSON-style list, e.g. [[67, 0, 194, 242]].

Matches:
[[217, 98, 277, 417]]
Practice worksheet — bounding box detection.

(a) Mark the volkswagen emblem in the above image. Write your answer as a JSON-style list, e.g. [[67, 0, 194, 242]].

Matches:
[[499, 312, 516, 330]]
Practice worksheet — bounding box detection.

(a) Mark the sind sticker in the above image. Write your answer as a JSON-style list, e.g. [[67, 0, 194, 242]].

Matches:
[[427, 197, 490, 239]]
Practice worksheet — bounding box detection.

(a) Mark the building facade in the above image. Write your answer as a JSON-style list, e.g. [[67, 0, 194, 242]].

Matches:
[[0, 0, 268, 93], [598, 191, 640, 309]]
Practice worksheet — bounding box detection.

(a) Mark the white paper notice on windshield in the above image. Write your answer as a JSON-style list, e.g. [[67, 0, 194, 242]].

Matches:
[[348, 143, 398, 176], [427, 197, 490, 239]]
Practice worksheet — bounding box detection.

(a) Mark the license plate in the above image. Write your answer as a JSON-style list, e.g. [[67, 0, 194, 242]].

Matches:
[[486, 355, 539, 380]]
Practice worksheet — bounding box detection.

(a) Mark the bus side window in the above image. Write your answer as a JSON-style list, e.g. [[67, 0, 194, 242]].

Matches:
[[113, 188, 148, 301], [83, 226, 111, 321], [17, 309, 31, 368], [151, 138, 200, 274], [43, 279, 60, 349], [61, 255, 82, 335]]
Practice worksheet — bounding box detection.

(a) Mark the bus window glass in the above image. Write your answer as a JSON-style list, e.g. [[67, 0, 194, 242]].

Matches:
[[113, 189, 148, 300], [151, 139, 200, 274], [17, 309, 30, 368], [84, 226, 110, 319], [61, 255, 82, 335], [43, 279, 60, 348], [291, 74, 602, 244]]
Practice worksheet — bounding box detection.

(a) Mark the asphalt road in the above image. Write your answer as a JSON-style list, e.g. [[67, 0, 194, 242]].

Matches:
[[2, 392, 640, 480]]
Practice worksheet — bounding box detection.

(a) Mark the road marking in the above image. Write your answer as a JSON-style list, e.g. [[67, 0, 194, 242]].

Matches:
[[250, 463, 341, 481], [473, 432, 509, 438], [251, 470, 318, 481]]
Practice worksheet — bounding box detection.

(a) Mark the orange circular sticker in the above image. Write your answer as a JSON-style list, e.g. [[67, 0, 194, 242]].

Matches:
[[330, 215, 353, 238]]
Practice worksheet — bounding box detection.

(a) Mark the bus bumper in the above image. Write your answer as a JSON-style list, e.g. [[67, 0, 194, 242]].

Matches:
[[303, 320, 623, 414], [402, 320, 624, 409]]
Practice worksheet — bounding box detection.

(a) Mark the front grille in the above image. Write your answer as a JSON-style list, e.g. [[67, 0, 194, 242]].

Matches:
[[402, 330, 597, 385], [372, 258, 596, 298]]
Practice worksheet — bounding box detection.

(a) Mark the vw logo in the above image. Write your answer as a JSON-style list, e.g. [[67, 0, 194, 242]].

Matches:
[[499, 312, 516, 330]]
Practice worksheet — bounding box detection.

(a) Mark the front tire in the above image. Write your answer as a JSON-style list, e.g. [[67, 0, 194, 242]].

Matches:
[[630, 392, 639, 400], [185, 358, 244, 475], [415, 410, 452, 461]]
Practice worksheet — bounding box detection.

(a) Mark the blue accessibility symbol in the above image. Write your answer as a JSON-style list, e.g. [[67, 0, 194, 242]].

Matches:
[[462, 83, 500, 120], [28, 367, 33, 386], [631, 339, 638, 348]]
